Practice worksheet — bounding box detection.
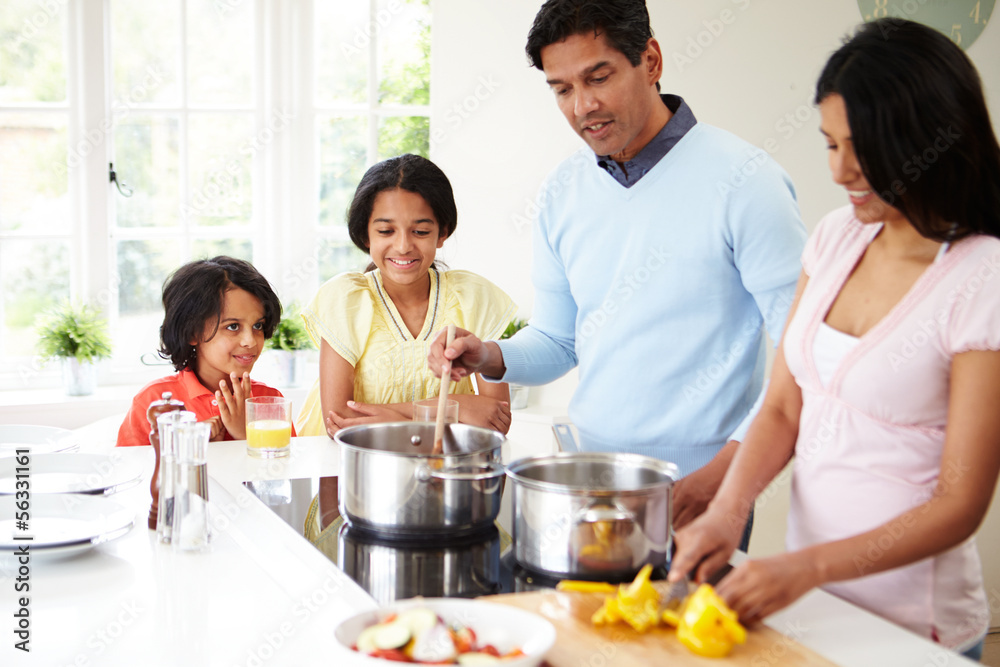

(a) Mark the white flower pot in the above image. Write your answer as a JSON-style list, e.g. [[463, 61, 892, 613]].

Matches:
[[62, 358, 98, 396], [272, 349, 306, 387], [510, 383, 530, 410]]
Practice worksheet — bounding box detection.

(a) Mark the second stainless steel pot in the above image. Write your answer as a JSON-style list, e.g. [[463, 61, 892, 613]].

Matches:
[[506, 452, 678, 579], [336, 422, 505, 536]]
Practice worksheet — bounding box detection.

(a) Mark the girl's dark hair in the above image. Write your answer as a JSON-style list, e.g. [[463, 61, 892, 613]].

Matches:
[[159, 256, 282, 371], [815, 18, 1000, 241], [525, 0, 653, 70], [347, 154, 457, 271]]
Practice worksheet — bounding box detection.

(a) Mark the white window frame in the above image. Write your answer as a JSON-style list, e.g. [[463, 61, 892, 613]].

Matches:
[[0, 0, 430, 392]]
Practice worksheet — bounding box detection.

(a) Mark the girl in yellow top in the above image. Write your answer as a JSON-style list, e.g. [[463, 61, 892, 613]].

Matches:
[[297, 154, 517, 436]]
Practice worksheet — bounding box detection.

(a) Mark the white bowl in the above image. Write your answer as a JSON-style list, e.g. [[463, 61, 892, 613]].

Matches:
[[0, 424, 79, 457], [334, 597, 556, 666]]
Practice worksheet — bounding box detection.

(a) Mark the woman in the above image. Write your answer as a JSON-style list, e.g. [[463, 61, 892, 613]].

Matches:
[[670, 18, 1000, 660]]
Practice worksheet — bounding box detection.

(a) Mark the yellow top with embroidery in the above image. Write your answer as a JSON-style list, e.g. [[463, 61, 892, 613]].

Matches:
[[295, 267, 516, 435]]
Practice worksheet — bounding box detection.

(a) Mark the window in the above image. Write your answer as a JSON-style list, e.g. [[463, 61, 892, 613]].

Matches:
[[0, 0, 430, 390]]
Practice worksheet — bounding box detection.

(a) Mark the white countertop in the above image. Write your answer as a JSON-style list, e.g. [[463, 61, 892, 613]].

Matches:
[[0, 435, 979, 666]]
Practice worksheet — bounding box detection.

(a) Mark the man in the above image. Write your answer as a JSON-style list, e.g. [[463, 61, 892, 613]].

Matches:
[[429, 0, 806, 538]]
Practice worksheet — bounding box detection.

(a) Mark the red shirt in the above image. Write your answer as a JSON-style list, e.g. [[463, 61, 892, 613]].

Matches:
[[116, 368, 293, 447]]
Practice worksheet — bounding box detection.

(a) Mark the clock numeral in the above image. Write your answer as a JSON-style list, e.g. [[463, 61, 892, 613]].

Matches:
[[873, 0, 889, 18], [970, 1, 982, 23], [951, 23, 963, 44]]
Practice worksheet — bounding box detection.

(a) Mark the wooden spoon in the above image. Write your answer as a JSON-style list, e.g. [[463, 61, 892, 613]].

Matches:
[[432, 324, 457, 455]]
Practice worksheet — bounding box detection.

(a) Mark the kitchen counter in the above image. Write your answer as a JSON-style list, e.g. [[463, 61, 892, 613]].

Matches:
[[0, 435, 979, 666]]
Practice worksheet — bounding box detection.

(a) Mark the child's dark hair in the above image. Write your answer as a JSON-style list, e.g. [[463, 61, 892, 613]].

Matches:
[[347, 154, 458, 261], [159, 256, 282, 371]]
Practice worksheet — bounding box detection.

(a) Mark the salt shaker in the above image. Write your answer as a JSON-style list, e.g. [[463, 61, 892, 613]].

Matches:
[[172, 421, 213, 552], [147, 392, 186, 530], [155, 410, 196, 543]]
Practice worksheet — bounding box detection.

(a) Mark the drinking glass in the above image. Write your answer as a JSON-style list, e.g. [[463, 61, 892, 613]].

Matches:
[[246, 396, 292, 458], [413, 398, 459, 423]]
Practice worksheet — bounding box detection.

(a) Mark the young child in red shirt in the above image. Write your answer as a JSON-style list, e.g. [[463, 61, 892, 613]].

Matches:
[[117, 256, 292, 446]]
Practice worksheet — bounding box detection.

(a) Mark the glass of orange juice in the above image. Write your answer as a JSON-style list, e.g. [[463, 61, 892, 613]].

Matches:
[[246, 396, 292, 458]]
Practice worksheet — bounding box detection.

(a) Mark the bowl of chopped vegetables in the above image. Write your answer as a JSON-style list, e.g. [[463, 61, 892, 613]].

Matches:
[[334, 597, 556, 665]]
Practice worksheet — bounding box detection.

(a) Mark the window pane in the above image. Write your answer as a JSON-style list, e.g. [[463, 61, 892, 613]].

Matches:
[[192, 238, 252, 262], [0, 113, 68, 233], [114, 115, 180, 228], [317, 116, 367, 227], [317, 239, 367, 282], [378, 115, 429, 160], [187, 0, 253, 106], [0, 0, 67, 103], [377, 0, 429, 105], [188, 113, 253, 227], [115, 239, 180, 365], [0, 239, 70, 358], [111, 0, 180, 105], [314, 0, 368, 105]]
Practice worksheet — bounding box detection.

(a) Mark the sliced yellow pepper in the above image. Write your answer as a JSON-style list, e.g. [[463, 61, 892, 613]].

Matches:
[[556, 580, 617, 594], [675, 584, 747, 658]]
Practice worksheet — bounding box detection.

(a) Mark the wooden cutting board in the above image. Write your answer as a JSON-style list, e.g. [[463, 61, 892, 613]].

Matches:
[[481, 585, 838, 666]]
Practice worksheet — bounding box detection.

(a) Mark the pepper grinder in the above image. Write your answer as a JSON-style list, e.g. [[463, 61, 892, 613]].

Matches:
[[146, 391, 186, 530]]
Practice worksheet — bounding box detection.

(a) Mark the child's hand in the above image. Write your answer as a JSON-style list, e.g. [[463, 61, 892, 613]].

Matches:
[[203, 415, 226, 441], [325, 401, 400, 436], [453, 396, 511, 433], [216, 371, 251, 440]]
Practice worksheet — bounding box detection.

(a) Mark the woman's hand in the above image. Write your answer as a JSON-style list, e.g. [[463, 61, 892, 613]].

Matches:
[[216, 372, 251, 440], [669, 506, 747, 586], [715, 552, 821, 625], [325, 401, 403, 436], [452, 394, 512, 433]]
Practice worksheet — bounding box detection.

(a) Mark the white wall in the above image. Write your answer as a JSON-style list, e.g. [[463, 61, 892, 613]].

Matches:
[[431, 0, 1000, 627]]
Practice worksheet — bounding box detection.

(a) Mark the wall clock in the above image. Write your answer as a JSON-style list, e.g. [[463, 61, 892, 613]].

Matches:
[[857, 0, 994, 49]]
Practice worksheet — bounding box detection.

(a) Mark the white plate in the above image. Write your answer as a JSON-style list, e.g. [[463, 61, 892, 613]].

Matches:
[[0, 494, 135, 555], [0, 424, 80, 457], [0, 453, 143, 495], [334, 597, 556, 666]]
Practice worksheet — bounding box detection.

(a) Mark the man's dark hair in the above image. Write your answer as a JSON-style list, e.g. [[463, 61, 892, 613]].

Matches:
[[159, 256, 282, 371], [816, 18, 1000, 241], [526, 0, 653, 70]]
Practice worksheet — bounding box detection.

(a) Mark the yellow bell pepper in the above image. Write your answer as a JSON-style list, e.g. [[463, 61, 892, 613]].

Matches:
[[556, 580, 617, 594], [589, 565, 661, 632], [675, 584, 747, 658]]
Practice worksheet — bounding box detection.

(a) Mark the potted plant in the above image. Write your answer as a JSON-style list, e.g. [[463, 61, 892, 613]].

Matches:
[[500, 317, 530, 409], [35, 302, 113, 396], [267, 306, 314, 387]]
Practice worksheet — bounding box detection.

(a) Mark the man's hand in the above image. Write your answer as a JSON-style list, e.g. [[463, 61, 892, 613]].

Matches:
[[427, 327, 504, 381], [216, 372, 251, 440]]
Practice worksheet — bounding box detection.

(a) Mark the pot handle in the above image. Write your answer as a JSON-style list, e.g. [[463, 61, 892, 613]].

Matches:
[[575, 503, 635, 525], [416, 461, 506, 482]]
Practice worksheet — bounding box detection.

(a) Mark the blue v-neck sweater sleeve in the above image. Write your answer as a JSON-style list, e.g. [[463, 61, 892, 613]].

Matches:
[[496, 123, 806, 476]]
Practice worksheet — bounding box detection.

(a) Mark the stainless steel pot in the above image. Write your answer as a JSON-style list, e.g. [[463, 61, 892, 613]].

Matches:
[[506, 452, 678, 579], [335, 422, 505, 536]]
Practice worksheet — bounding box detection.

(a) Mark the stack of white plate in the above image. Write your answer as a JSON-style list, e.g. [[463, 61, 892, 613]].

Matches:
[[0, 440, 143, 557], [0, 424, 80, 458]]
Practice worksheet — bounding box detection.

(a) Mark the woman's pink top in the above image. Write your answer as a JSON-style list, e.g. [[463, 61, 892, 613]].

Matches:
[[782, 206, 1000, 650]]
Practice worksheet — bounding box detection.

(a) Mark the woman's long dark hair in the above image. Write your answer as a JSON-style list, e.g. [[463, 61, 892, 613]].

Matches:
[[815, 18, 1000, 241]]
